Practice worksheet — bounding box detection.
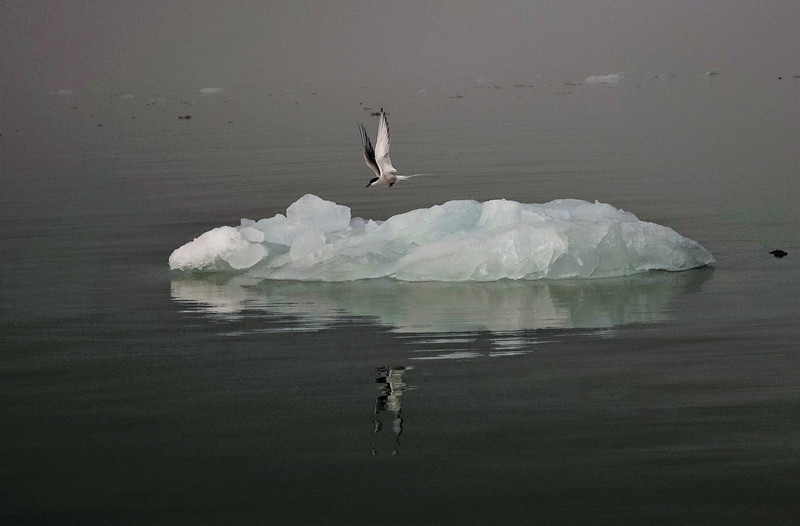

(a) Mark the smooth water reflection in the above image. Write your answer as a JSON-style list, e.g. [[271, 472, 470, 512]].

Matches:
[[170, 270, 715, 458], [170, 269, 713, 335]]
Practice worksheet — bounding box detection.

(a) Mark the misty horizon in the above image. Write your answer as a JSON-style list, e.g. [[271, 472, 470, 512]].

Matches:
[[3, 1, 798, 100]]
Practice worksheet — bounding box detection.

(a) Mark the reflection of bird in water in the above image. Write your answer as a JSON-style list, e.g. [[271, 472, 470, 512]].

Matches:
[[371, 366, 411, 456]]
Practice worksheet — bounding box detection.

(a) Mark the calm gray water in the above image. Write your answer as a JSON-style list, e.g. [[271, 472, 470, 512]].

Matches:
[[2, 72, 799, 524]]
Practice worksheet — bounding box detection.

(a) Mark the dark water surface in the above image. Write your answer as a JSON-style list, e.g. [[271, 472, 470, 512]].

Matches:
[[2, 73, 798, 524]]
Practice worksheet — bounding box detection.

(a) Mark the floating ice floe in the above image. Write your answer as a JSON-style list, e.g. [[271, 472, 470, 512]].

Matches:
[[199, 87, 225, 94], [585, 73, 623, 84], [168, 194, 714, 281]]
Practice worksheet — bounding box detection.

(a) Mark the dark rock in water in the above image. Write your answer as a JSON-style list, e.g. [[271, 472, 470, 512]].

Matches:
[[770, 250, 788, 258]]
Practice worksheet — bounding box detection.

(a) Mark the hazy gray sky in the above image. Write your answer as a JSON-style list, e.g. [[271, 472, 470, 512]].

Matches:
[[2, 0, 798, 98]]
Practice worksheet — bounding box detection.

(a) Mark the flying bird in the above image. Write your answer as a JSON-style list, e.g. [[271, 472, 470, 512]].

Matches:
[[359, 109, 418, 187]]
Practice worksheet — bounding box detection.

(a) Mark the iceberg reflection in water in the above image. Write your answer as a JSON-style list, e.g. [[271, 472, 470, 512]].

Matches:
[[170, 268, 713, 337]]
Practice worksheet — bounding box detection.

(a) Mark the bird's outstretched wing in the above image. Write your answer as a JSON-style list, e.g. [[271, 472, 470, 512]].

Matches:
[[374, 109, 397, 175], [359, 122, 380, 177]]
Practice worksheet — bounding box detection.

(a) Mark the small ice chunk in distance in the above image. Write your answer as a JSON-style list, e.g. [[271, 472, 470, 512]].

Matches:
[[585, 73, 623, 84]]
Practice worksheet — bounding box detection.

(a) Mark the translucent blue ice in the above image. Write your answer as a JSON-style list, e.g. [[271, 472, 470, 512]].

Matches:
[[169, 194, 714, 281]]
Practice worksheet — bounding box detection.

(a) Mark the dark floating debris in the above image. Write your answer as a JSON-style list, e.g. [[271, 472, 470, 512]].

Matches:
[[178, 115, 192, 120], [770, 249, 788, 258]]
